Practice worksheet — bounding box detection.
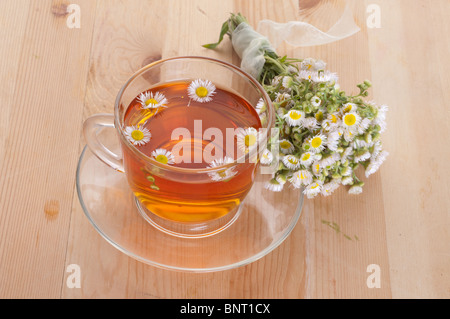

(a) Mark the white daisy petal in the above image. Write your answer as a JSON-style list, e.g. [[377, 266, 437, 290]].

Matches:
[[289, 170, 313, 188], [260, 148, 274, 165], [265, 179, 284, 192], [309, 133, 327, 153], [303, 181, 323, 199]]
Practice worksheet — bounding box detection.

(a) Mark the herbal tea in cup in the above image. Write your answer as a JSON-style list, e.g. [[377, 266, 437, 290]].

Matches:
[[83, 57, 274, 237]]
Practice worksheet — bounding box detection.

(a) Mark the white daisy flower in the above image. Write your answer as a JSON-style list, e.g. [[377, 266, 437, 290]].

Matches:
[[348, 185, 363, 195], [309, 133, 327, 153], [303, 117, 319, 131], [322, 113, 341, 131], [297, 70, 315, 82], [299, 152, 314, 167], [187, 79, 216, 103], [311, 161, 322, 176], [255, 98, 267, 115], [282, 155, 301, 170], [236, 127, 259, 153], [343, 130, 356, 142], [342, 112, 361, 132], [284, 110, 305, 127], [208, 156, 236, 181], [301, 58, 316, 71], [265, 178, 284, 192], [137, 91, 168, 109], [279, 139, 295, 154], [365, 162, 380, 178], [151, 148, 175, 165], [313, 70, 338, 83], [275, 92, 292, 107], [260, 149, 274, 165], [320, 153, 340, 168], [354, 150, 371, 163], [326, 131, 340, 152], [289, 170, 313, 188], [311, 95, 321, 107], [357, 118, 372, 135], [124, 125, 151, 146], [341, 146, 354, 162], [321, 180, 340, 196], [342, 176, 353, 185], [282, 76, 294, 90], [342, 103, 357, 114], [304, 181, 323, 199]]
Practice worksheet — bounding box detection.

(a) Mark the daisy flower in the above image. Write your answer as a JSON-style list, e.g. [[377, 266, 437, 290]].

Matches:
[[342, 176, 354, 185], [313, 70, 338, 83], [236, 127, 259, 153], [322, 113, 341, 131], [137, 91, 168, 109], [265, 178, 284, 192], [208, 156, 236, 181], [151, 148, 175, 165], [289, 170, 313, 188], [284, 110, 305, 127], [311, 95, 321, 107], [304, 181, 323, 199], [260, 149, 274, 165], [311, 161, 322, 176], [342, 112, 361, 132], [279, 139, 295, 154], [282, 76, 294, 90], [299, 152, 314, 167], [321, 180, 340, 196], [255, 98, 266, 115], [342, 102, 357, 114], [282, 155, 301, 170], [303, 117, 319, 131], [275, 92, 292, 107], [297, 70, 315, 82], [124, 125, 151, 146], [309, 133, 327, 153], [348, 185, 363, 195], [187, 79, 216, 103]]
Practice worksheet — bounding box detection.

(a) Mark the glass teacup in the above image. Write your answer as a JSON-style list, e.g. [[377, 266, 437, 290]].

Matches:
[[83, 56, 274, 238]]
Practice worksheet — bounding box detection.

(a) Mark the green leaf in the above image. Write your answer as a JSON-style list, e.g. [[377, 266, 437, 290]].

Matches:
[[202, 20, 229, 49]]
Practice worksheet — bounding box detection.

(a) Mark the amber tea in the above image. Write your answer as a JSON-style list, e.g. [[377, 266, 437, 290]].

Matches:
[[121, 80, 262, 223]]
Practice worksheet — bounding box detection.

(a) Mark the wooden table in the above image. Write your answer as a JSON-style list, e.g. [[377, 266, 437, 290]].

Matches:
[[1, 0, 449, 299]]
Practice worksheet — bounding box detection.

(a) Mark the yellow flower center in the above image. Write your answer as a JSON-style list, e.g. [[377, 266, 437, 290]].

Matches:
[[131, 130, 144, 141], [218, 170, 228, 178], [300, 172, 306, 180], [302, 153, 311, 161], [331, 114, 337, 123], [196, 87, 208, 98], [155, 154, 168, 164], [145, 98, 158, 106], [311, 183, 319, 189], [280, 141, 292, 149], [311, 137, 323, 149], [288, 157, 298, 165], [315, 111, 323, 121], [314, 164, 320, 173], [343, 104, 352, 113], [289, 111, 302, 120], [245, 134, 257, 147], [344, 114, 357, 126]]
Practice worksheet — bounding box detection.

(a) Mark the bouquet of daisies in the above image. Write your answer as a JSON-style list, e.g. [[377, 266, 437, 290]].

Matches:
[[204, 13, 388, 198]]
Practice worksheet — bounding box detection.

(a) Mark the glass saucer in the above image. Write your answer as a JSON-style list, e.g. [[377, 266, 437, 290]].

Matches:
[[76, 144, 304, 273]]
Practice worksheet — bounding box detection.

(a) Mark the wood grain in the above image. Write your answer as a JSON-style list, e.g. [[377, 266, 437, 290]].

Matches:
[[0, 0, 449, 299]]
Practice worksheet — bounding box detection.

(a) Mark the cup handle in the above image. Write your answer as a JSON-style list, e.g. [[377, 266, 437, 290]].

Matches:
[[83, 114, 124, 173]]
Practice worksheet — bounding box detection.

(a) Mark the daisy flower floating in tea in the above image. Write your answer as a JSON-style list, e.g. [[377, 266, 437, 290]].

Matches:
[[137, 91, 168, 109], [124, 125, 151, 146], [204, 13, 390, 198], [151, 148, 175, 165], [187, 79, 216, 103]]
